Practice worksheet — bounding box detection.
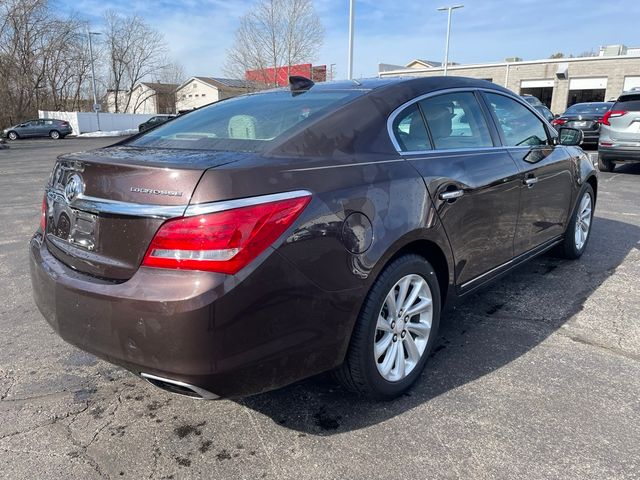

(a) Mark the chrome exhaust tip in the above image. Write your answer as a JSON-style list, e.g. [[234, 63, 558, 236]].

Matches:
[[140, 373, 219, 400]]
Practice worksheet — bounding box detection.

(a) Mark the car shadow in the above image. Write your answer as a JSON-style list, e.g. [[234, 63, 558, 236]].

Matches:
[[237, 216, 640, 435]]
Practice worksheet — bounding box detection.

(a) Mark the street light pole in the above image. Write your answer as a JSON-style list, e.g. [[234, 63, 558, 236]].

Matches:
[[347, 0, 355, 80], [87, 29, 101, 131], [437, 4, 464, 76]]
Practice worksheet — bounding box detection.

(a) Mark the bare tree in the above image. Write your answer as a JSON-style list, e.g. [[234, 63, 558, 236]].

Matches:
[[104, 11, 168, 112], [0, 0, 94, 126], [224, 0, 324, 86]]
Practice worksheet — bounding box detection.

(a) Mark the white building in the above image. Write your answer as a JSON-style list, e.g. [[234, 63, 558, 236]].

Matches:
[[175, 77, 252, 112], [106, 82, 178, 114]]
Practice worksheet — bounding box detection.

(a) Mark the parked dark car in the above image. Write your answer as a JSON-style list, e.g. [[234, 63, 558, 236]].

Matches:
[[138, 115, 175, 133], [3, 119, 72, 140], [534, 105, 555, 122], [552, 102, 614, 147], [30, 77, 596, 400], [520, 94, 544, 107], [598, 91, 640, 172]]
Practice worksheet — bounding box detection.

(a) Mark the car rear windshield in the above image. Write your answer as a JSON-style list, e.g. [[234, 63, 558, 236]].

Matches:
[[564, 103, 612, 115], [613, 96, 640, 112], [128, 90, 363, 152]]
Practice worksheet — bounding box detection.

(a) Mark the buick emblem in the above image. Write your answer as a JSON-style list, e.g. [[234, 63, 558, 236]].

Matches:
[[64, 173, 85, 203]]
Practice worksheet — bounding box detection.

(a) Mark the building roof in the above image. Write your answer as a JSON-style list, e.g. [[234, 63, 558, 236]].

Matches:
[[380, 52, 640, 77], [193, 77, 252, 89], [139, 82, 179, 94], [406, 59, 443, 68]]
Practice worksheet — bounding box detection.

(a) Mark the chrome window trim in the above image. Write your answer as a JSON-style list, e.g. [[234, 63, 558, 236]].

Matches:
[[386, 86, 553, 155], [184, 189, 312, 216]]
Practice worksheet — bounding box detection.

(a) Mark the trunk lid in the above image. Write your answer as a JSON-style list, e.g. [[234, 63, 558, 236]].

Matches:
[[608, 111, 640, 142], [44, 146, 241, 281]]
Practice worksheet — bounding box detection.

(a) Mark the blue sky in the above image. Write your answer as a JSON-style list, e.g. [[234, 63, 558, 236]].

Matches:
[[55, 0, 640, 80]]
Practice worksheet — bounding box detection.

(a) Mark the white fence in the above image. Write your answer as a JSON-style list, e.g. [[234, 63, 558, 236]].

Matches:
[[38, 111, 155, 134]]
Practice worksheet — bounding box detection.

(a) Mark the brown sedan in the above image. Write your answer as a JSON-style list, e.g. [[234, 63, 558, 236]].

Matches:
[[30, 76, 596, 399]]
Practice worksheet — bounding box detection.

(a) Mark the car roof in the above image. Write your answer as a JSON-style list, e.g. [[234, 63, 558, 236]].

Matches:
[[286, 76, 511, 99]]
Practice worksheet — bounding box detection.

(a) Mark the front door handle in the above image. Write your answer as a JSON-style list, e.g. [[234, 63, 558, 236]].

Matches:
[[439, 189, 464, 201], [524, 177, 538, 188]]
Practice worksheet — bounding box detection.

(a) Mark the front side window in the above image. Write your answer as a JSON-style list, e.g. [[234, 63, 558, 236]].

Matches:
[[485, 93, 549, 147], [129, 90, 363, 152], [419, 92, 493, 149]]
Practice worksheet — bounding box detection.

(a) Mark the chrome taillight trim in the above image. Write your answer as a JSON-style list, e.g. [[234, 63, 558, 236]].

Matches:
[[46, 189, 187, 219], [183, 190, 313, 217], [45, 189, 312, 219]]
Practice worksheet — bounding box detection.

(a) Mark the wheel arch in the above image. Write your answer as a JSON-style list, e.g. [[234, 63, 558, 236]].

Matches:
[[372, 237, 452, 307], [585, 174, 598, 204]]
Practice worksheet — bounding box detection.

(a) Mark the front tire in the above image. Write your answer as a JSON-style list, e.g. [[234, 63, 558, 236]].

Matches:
[[7, 131, 18, 141], [334, 254, 441, 399], [557, 184, 595, 259], [598, 155, 615, 172], [49, 130, 60, 140]]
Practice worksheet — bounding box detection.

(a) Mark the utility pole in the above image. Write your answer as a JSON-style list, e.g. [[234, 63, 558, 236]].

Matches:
[[347, 0, 355, 80], [437, 5, 464, 76], [87, 29, 101, 131]]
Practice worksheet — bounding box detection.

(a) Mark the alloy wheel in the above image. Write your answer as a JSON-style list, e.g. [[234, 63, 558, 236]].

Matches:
[[574, 192, 592, 250], [374, 274, 433, 382]]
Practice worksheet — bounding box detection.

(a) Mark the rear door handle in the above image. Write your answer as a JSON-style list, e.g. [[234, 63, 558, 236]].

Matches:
[[439, 189, 464, 200], [524, 177, 538, 188]]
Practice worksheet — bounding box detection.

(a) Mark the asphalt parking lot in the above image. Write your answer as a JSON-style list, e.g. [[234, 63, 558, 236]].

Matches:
[[1, 138, 639, 479]]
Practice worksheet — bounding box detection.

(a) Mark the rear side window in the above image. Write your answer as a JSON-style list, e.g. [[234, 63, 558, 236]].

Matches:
[[391, 104, 431, 152], [129, 90, 363, 152], [485, 93, 549, 147], [419, 92, 493, 149]]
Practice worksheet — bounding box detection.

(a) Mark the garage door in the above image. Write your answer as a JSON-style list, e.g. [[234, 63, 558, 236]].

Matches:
[[623, 76, 640, 91], [521, 79, 554, 89], [569, 78, 608, 90]]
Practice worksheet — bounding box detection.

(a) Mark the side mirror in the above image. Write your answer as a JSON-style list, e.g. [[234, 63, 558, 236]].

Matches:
[[558, 127, 583, 146]]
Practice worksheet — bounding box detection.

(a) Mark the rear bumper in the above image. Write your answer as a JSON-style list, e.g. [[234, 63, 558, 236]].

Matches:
[[598, 145, 640, 163], [29, 234, 361, 398]]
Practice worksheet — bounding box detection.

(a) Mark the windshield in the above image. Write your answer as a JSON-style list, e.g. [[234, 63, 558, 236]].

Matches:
[[128, 90, 363, 152], [564, 103, 613, 115]]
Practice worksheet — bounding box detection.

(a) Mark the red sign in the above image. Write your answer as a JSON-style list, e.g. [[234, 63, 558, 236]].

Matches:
[[246, 64, 326, 86]]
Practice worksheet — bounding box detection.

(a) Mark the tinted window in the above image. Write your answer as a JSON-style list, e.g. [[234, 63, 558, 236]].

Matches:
[[486, 93, 549, 147], [130, 90, 363, 152], [391, 104, 430, 152], [419, 92, 493, 149], [564, 103, 613, 115], [614, 99, 640, 111]]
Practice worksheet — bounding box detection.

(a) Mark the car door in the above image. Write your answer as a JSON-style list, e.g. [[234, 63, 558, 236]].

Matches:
[[481, 91, 573, 256], [17, 121, 36, 137], [390, 90, 522, 288]]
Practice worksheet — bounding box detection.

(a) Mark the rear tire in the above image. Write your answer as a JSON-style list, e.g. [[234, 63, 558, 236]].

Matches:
[[7, 131, 18, 141], [556, 184, 595, 260], [598, 155, 615, 172], [49, 130, 60, 140], [333, 254, 441, 399]]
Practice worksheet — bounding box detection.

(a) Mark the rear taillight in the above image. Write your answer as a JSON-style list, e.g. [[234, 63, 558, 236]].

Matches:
[[551, 118, 566, 126], [601, 110, 627, 126], [40, 196, 47, 231], [142, 194, 311, 274]]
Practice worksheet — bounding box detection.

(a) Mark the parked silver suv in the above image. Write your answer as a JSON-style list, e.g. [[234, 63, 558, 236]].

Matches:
[[598, 91, 640, 172]]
